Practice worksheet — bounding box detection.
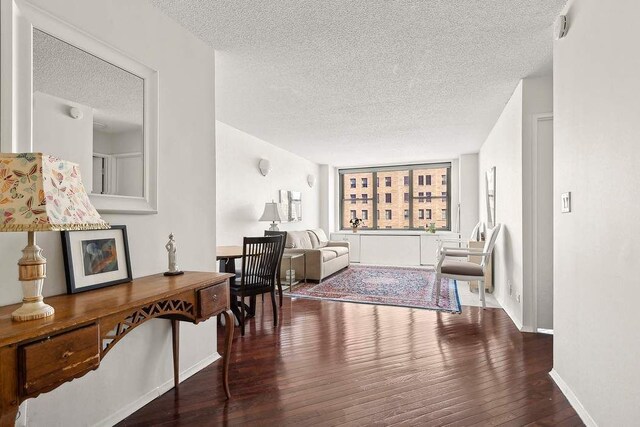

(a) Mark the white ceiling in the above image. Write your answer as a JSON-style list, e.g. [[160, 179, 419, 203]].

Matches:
[[152, 0, 566, 167], [33, 29, 143, 133]]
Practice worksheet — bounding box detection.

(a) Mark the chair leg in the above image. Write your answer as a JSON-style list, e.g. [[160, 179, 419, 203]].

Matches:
[[435, 273, 441, 305], [230, 296, 241, 327], [270, 289, 278, 327], [240, 296, 246, 336], [479, 279, 486, 309]]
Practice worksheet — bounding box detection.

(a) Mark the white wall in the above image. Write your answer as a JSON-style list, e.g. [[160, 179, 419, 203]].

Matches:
[[318, 164, 335, 235], [458, 153, 479, 238], [32, 91, 94, 190], [216, 121, 320, 245], [552, 0, 640, 424], [478, 75, 553, 330], [479, 81, 524, 326], [0, 0, 218, 425]]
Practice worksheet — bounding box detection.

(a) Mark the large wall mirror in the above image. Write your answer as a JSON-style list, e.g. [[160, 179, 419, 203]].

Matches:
[[33, 29, 144, 198], [1, 1, 158, 213]]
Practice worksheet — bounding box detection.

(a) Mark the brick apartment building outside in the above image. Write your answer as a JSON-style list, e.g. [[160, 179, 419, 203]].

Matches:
[[341, 166, 449, 230]]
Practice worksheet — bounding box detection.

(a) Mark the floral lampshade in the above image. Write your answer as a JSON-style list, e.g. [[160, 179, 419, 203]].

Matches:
[[0, 153, 109, 231]]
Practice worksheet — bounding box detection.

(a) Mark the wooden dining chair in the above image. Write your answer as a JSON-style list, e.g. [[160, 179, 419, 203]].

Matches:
[[230, 235, 283, 336], [264, 230, 287, 306]]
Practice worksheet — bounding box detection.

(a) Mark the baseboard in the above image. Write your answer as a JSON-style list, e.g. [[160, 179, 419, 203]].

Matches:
[[93, 352, 221, 427], [549, 369, 597, 427], [498, 298, 524, 331], [537, 328, 553, 335]]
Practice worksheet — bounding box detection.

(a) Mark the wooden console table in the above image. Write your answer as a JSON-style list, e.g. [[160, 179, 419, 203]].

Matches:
[[0, 271, 234, 426]]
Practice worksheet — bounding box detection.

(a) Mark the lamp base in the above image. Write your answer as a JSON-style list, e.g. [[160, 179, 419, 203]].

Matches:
[[12, 299, 55, 321], [12, 231, 55, 322], [269, 222, 280, 231]]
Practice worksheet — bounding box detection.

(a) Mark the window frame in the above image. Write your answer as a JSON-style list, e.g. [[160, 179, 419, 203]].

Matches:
[[339, 162, 451, 231]]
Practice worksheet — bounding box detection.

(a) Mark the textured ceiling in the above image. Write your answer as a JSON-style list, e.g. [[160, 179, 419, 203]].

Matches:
[[152, 0, 566, 166], [33, 29, 143, 133]]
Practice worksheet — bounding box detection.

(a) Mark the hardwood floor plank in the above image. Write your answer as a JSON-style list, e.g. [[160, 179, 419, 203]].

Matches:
[[118, 298, 582, 426]]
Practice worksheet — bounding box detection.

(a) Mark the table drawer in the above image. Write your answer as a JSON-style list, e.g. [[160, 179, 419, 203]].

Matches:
[[198, 282, 228, 319], [20, 323, 100, 395]]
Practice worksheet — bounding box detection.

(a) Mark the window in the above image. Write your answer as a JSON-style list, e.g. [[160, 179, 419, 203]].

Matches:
[[340, 163, 451, 230], [362, 210, 368, 220], [350, 210, 356, 219]]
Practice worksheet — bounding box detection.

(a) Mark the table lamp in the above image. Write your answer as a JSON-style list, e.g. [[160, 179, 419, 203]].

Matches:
[[0, 153, 109, 321], [259, 201, 287, 231]]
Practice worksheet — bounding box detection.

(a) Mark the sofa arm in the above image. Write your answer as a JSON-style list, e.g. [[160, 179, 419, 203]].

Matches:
[[282, 248, 323, 281], [326, 241, 350, 249], [283, 248, 323, 265]]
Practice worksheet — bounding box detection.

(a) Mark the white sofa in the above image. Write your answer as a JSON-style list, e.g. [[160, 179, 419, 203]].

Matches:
[[282, 229, 350, 282]]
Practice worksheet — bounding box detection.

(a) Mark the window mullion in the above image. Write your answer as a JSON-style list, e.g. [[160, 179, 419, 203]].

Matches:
[[408, 170, 413, 229], [372, 171, 378, 230]]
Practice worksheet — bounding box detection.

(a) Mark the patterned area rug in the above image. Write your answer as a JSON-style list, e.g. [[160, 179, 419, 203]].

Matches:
[[285, 265, 461, 313]]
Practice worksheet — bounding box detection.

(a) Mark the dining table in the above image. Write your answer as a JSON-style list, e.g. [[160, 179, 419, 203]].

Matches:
[[216, 245, 243, 277], [216, 245, 258, 319]]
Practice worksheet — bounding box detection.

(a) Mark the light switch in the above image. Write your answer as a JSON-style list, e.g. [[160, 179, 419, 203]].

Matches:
[[561, 192, 571, 213]]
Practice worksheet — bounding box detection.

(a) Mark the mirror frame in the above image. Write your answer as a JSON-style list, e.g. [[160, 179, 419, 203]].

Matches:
[[1, 0, 159, 214]]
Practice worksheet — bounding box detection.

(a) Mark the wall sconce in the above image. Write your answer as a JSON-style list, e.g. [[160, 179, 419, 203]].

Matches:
[[307, 174, 315, 188], [258, 159, 271, 176]]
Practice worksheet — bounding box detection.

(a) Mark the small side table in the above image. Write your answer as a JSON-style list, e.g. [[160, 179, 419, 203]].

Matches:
[[281, 252, 306, 292]]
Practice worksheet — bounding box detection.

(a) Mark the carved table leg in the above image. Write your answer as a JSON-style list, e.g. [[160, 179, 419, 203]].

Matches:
[[221, 309, 234, 399], [171, 319, 180, 388]]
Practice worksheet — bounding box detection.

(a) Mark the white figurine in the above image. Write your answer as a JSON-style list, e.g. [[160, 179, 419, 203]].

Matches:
[[164, 233, 183, 276]]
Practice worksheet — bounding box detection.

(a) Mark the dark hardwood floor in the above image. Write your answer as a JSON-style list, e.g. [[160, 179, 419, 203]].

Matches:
[[119, 297, 582, 426]]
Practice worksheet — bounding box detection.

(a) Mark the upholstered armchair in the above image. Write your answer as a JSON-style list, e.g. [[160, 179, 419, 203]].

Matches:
[[435, 224, 501, 308]]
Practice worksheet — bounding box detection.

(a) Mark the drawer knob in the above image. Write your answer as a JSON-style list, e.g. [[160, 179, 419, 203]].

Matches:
[[211, 294, 218, 302]]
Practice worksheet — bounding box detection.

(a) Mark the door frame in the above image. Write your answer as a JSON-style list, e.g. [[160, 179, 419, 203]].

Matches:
[[530, 113, 554, 333]]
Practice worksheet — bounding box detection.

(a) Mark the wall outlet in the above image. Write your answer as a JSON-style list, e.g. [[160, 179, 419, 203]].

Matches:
[[516, 294, 521, 303], [508, 282, 513, 296]]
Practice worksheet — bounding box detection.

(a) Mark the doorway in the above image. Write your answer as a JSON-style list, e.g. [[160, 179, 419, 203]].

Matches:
[[533, 115, 554, 331]]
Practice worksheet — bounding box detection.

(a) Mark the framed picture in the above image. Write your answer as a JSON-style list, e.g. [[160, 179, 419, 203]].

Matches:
[[279, 189, 290, 222], [289, 191, 302, 222], [486, 166, 496, 228], [61, 225, 133, 294]]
